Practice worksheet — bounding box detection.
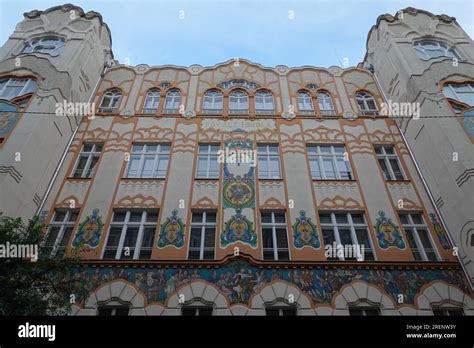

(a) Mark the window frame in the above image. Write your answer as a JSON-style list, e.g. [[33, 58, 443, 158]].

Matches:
[[142, 89, 161, 114], [0, 77, 37, 100], [98, 89, 122, 113], [414, 40, 461, 61], [125, 143, 170, 179], [257, 144, 281, 180], [72, 143, 103, 178], [319, 212, 375, 261], [349, 306, 381, 316], [229, 89, 249, 115], [355, 91, 378, 116], [374, 145, 406, 181], [317, 91, 336, 116], [102, 210, 158, 260], [163, 89, 181, 114], [21, 37, 66, 57], [443, 83, 474, 108], [43, 210, 78, 257], [399, 212, 440, 262], [203, 90, 223, 114], [196, 144, 220, 179], [297, 90, 315, 115], [307, 144, 353, 180], [261, 211, 290, 261], [187, 211, 217, 260], [255, 90, 275, 115]]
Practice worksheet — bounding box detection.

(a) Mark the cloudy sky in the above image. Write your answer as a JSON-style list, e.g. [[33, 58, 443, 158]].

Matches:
[[0, 0, 473, 68]]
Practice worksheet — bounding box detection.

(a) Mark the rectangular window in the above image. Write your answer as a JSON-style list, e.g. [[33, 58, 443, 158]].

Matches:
[[399, 212, 438, 261], [349, 307, 380, 316], [181, 306, 213, 316], [43, 210, 79, 257], [307, 145, 352, 180], [97, 305, 130, 316], [125, 143, 170, 178], [72, 143, 103, 178], [103, 210, 158, 260], [196, 144, 220, 179], [319, 212, 375, 261], [257, 144, 281, 179], [265, 307, 297, 316], [432, 307, 464, 316], [374, 145, 405, 181], [188, 211, 216, 260], [261, 211, 289, 260]]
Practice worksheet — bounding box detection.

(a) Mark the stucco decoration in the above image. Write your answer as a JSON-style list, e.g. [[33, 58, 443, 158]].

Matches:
[[157, 209, 185, 249], [72, 209, 103, 248], [429, 213, 451, 250], [374, 210, 406, 249], [292, 210, 320, 249], [221, 208, 256, 248]]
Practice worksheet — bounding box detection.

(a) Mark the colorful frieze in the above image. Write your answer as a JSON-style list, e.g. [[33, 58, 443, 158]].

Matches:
[[78, 258, 469, 306], [429, 213, 451, 250], [221, 208, 257, 248], [0, 102, 20, 136], [292, 210, 320, 249], [374, 210, 405, 249], [157, 210, 185, 248], [72, 209, 103, 248]]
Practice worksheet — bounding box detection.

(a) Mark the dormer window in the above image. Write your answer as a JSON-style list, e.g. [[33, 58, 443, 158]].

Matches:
[[21, 37, 65, 57], [414, 40, 461, 61], [355, 91, 378, 116]]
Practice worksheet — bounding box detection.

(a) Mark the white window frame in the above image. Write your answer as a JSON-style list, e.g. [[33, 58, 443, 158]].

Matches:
[[187, 211, 216, 260], [307, 145, 352, 180], [414, 40, 461, 61], [317, 91, 336, 115], [298, 91, 315, 115], [21, 37, 65, 56], [356, 92, 378, 115], [125, 143, 170, 178], [72, 143, 103, 178], [443, 83, 474, 107], [0, 77, 37, 100], [319, 212, 375, 261], [163, 89, 181, 114], [257, 144, 281, 179], [229, 90, 249, 114], [102, 210, 157, 260], [99, 90, 122, 113], [203, 90, 223, 114], [143, 89, 161, 113], [261, 211, 290, 261], [196, 144, 220, 179], [374, 145, 406, 181], [44, 210, 78, 257], [255, 90, 275, 115], [399, 212, 440, 262]]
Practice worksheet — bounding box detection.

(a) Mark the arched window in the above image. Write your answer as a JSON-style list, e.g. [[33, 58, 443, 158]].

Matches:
[[297, 91, 314, 115], [99, 89, 122, 113], [355, 91, 378, 115], [142, 89, 160, 114], [443, 83, 474, 109], [414, 40, 461, 61], [203, 90, 223, 114], [21, 37, 65, 57], [229, 90, 249, 114], [317, 91, 335, 116], [0, 77, 37, 100], [255, 90, 274, 115], [163, 89, 181, 114]]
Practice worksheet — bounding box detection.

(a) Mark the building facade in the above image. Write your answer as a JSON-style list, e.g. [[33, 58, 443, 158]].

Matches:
[[364, 7, 474, 285], [0, 4, 473, 316]]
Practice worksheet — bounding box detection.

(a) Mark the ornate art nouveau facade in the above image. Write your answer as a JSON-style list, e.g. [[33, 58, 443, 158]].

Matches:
[[0, 4, 473, 315]]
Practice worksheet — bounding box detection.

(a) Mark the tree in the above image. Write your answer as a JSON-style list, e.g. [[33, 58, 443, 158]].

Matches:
[[0, 215, 87, 315]]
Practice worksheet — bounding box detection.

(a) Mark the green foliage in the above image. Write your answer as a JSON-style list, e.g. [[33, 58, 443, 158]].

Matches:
[[0, 214, 87, 315]]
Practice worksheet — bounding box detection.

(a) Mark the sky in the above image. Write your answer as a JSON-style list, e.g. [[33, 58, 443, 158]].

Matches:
[[0, 0, 473, 69]]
